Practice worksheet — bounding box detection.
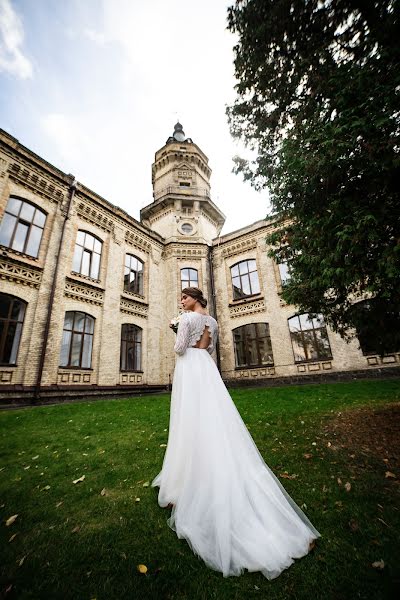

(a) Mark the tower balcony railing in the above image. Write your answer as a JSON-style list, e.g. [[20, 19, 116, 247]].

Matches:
[[153, 185, 210, 200]]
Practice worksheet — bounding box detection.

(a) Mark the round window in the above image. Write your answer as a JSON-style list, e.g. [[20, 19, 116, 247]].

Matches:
[[181, 223, 193, 234]]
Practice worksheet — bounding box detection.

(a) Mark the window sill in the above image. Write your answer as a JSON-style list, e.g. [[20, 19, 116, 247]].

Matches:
[[58, 367, 94, 371], [294, 357, 333, 364], [0, 244, 40, 262], [70, 271, 102, 286], [120, 370, 144, 374], [235, 363, 274, 370], [229, 294, 264, 306]]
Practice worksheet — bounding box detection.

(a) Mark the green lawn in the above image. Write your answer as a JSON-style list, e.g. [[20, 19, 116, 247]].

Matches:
[[1, 380, 399, 600]]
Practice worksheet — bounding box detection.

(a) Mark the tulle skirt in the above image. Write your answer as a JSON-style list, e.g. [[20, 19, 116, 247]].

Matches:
[[151, 348, 320, 579]]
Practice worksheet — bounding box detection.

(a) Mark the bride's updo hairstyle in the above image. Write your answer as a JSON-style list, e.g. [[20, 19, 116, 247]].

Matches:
[[182, 287, 208, 308]]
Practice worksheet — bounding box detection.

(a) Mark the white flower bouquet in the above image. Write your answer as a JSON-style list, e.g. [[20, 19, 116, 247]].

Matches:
[[170, 311, 184, 333]]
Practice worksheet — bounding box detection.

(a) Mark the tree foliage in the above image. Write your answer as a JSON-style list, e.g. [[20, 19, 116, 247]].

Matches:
[[227, 0, 400, 354]]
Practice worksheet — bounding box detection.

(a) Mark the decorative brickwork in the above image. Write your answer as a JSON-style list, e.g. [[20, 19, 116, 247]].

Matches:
[[120, 297, 149, 318], [64, 278, 104, 305], [0, 255, 42, 288]]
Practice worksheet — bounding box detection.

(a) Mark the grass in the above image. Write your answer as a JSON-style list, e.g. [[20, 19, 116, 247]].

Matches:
[[1, 379, 399, 600]]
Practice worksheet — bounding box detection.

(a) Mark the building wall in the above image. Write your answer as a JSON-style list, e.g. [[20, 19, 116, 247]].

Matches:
[[0, 129, 399, 401]]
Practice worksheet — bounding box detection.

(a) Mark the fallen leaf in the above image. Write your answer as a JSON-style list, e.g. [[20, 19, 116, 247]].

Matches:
[[72, 475, 85, 484], [41, 485, 51, 491], [32, 456, 39, 460], [56, 501, 63, 508], [135, 497, 140, 502], [344, 482, 351, 492], [71, 525, 80, 533], [159, 444, 167, 447], [279, 472, 297, 480], [6, 514, 18, 527], [18, 555, 26, 567], [142, 481, 150, 487], [137, 564, 148, 574], [385, 471, 396, 479], [371, 559, 385, 569], [348, 519, 359, 532], [337, 478, 342, 485], [100, 488, 107, 496], [9, 533, 18, 542], [303, 453, 312, 459]]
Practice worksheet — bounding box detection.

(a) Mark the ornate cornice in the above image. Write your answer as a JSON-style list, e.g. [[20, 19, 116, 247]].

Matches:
[[75, 199, 114, 233], [1, 153, 66, 203], [0, 255, 42, 288], [125, 230, 152, 254], [229, 298, 266, 318], [162, 243, 208, 260], [120, 297, 149, 318], [64, 277, 104, 305], [221, 236, 258, 259]]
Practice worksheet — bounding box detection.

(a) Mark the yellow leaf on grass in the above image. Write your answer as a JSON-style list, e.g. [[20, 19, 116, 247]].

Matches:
[[9, 533, 18, 542], [142, 481, 150, 487], [137, 564, 148, 574], [344, 482, 351, 492], [371, 559, 385, 569], [18, 555, 26, 566], [100, 488, 107, 496], [72, 475, 85, 484], [6, 514, 18, 526], [385, 471, 396, 479]]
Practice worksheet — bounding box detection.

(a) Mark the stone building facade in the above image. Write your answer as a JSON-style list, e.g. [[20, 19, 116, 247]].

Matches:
[[0, 124, 398, 402]]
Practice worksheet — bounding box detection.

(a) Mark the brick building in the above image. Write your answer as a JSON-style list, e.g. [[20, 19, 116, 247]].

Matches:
[[0, 124, 398, 402]]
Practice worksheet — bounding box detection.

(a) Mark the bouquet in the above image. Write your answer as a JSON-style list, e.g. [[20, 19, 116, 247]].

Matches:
[[170, 311, 184, 334]]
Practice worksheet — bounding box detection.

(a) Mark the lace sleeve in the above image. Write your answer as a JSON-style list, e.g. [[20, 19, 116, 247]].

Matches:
[[207, 320, 218, 354], [174, 313, 191, 355]]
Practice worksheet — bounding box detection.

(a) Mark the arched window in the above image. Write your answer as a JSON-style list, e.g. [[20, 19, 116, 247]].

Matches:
[[124, 254, 144, 295], [60, 311, 94, 368], [120, 324, 142, 371], [0, 294, 26, 365], [72, 231, 102, 279], [0, 196, 46, 257], [233, 323, 273, 368], [230, 260, 260, 300], [181, 268, 198, 289], [288, 314, 332, 362]]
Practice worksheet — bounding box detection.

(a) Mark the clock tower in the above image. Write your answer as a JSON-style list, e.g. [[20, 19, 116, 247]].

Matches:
[[140, 123, 225, 243]]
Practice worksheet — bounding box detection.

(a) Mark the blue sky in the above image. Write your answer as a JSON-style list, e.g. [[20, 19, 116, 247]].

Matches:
[[0, 0, 270, 235]]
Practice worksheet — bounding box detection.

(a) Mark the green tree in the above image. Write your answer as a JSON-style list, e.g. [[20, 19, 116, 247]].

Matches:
[[227, 0, 400, 355]]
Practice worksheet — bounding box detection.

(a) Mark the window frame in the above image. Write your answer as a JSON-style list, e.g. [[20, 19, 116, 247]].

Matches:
[[232, 322, 274, 368], [120, 324, 143, 372], [0, 294, 26, 366], [230, 259, 261, 300], [180, 267, 199, 289], [59, 311, 95, 369], [72, 230, 103, 280], [288, 313, 333, 363], [123, 254, 144, 296], [0, 196, 47, 258]]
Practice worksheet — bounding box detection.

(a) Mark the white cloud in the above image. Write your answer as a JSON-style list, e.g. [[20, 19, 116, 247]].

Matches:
[[0, 0, 33, 78], [41, 113, 91, 164]]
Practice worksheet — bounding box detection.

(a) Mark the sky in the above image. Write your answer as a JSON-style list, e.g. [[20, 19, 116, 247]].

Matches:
[[0, 0, 270, 235]]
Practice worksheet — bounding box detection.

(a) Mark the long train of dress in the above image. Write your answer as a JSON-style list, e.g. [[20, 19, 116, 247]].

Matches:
[[151, 348, 320, 579]]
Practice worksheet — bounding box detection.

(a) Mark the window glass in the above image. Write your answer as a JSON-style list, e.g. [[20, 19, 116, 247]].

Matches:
[[60, 330, 71, 366], [0, 213, 17, 246], [81, 250, 90, 276], [70, 333, 82, 366], [84, 233, 94, 251], [60, 312, 94, 368], [81, 334, 93, 368], [76, 230, 85, 245], [233, 323, 274, 368], [93, 238, 102, 253], [13, 223, 29, 252], [0, 295, 26, 365], [90, 252, 100, 279], [25, 225, 42, 256], [7, 198, 22, 216], [33, 210, 46, 227], [20, 202, 35, 222], [288, 313, 332, 362]]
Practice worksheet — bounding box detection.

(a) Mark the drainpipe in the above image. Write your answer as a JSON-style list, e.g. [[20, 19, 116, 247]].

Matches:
[[207, 244, 221, 371], [34, 176, 77, 401]]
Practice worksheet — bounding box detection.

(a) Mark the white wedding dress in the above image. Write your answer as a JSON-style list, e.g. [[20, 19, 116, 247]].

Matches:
[[152, 311, 320, 579]]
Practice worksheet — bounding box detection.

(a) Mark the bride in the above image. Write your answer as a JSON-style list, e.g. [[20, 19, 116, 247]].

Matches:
[[151, 287, 320, 579]]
